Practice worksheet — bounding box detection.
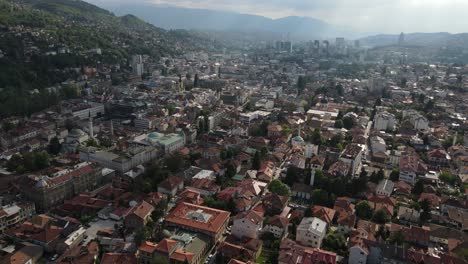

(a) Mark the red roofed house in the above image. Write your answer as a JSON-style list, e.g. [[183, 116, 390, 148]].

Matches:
[[312, 205, 336, 225], [399, 153, 428, 184], [427, 148, 451, 166], [157, 176, 184, 196], [124, 201, 154, 230], [101, 253, 137, 264], [278, 239, 336, 264]]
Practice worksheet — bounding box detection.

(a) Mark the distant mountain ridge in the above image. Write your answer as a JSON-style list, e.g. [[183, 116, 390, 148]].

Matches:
[[360, 32, 468, 48], [101, 3, 353, 39]]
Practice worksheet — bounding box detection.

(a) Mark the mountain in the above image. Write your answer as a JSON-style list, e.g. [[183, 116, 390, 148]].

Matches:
[[0, 0, 212, 117], [360, 32, 468, 48], [102, 4, 352, 39]]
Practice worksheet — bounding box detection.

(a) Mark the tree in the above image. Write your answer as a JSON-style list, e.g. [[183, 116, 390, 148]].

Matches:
[[151, 256, 169, 264], [86, 138, 98, 147], [372, 209, 390, 224], [369, 169, 385, 183], [334, 119, 344, 129], [47, 137, 62, 155], [164, 154, 185, 173], [376, 225, 390, 241], [389, 169, 400, 181], [424, 100, 435, 111], [151, 199, 168, 221], [2, 121, 15, 132], [419, 199, 432, 223], [134, 227, 150, 247], [252, 151, 261, 170], [308, 128, 323, 145], [412, 180, 424, 195], [322, 232, 347, 256], [193, 73, 199, 87], [356, 201, 374, 220], [312, 189, 331, 206], [388, 230, 405, 245], [6, 154, 22, 172], [268, 179, 290, 196], [343, 116, 354, 130], [32, 152, 50, 171], [260, 146, 268, 159], [439, 172, 457, 185], [284, 167, 299, 187], [297, 76, 307, 94]]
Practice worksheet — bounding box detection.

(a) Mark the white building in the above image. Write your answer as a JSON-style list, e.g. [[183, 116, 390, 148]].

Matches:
[[305, 144, 319, 159], [340, 144, 364, 176], [0, 203, 36, 233], [376, 179, 394, 197], [132, 55, 144, 76], [296, 217, 327, 248], [403, 109, 429, 130], [373, 111, 396, 131], [370, 136, 386, 154], [231, 210, 263, 239], [262, 215, 289, 239], [80, 146, 159, 173]]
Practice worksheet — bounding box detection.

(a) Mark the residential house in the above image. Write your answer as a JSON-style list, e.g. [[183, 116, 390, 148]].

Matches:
[[262, 193, 288, 216], [312, 206, 336, 226], [427, 148, 451, 166], [397, 206, 420, 224], [340, 143, 364, 176], [124, 201, 154, 230], [232, 210, 264, 239], [279, 239, 336, 264], [157, 176, 184, 196], [399, 153, 428, 184], [262, 215, 289, 239], [291, 183, 313, 200]]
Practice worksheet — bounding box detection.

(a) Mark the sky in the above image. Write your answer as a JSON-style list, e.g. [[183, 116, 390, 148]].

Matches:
[[88, 0, 468, 33]]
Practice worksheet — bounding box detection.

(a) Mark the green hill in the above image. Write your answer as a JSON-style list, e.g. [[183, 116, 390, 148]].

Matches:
[[0, 0, 211, 117]]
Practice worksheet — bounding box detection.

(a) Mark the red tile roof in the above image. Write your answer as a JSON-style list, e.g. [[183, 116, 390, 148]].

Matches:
[[312, 205, 336, 225], [165, 202, 230, 235], [101, 253, 136, 264], [128, 200, 154, 220]]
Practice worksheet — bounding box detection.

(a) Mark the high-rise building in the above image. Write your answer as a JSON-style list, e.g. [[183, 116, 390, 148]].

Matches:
[[275, 41, 292, 53], [398, 32, 405, 46], [336, 37, 346, 54], [354, 40, 360, 49], [131, 55, 144, 76]]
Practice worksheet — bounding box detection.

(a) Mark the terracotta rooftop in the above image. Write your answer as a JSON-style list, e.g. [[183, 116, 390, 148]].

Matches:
[[165, 202, 230, 235]]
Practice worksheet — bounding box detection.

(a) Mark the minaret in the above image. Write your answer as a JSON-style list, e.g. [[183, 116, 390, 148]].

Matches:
[[89, 111, 94, 139], [110, 120, 114, 137]]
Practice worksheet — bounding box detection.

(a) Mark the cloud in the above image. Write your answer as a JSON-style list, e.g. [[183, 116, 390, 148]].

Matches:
[[89, 0, 468, 33]]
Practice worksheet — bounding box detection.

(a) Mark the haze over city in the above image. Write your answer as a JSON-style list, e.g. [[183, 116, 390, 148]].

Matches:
[[88, 0, 468, 33]]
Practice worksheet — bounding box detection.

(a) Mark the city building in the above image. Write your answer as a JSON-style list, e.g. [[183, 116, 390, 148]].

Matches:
[[164, 203, 230, 243], [296, 217, 327, 248], [20, 162, 103, 211]]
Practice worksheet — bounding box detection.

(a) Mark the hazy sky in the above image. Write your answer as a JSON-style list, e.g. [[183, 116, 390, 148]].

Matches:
[[89, 0, 468, 33]]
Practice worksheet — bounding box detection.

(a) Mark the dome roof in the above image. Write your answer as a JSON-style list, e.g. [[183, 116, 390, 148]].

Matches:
[[147, 132, 162, 139], [69, 128, 84, 137], [292, 136, 304, 142], [35, 177, 49, 188]]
